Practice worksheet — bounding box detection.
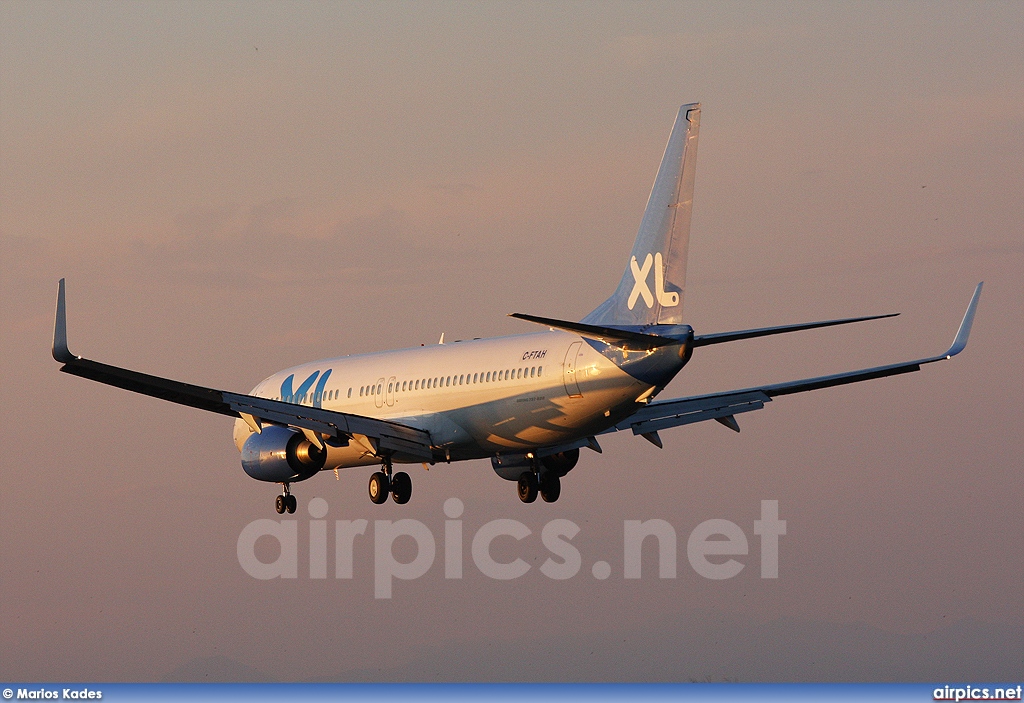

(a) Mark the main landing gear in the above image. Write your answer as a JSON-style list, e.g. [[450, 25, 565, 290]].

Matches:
[[517, 470, 560, 504], [275, 483, 297, 514], [368, 458, 412, 505]]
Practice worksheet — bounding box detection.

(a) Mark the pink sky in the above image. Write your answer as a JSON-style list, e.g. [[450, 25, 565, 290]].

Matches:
[[1, 1, 1022, 681]]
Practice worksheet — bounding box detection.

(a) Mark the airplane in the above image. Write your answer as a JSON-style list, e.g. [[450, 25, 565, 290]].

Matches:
[[51, 103, 983, 514]]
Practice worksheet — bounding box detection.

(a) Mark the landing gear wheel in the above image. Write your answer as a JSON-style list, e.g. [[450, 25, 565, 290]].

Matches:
[[391, 472, 412, 504], [369, 471, 390, 504], [285, 494, 297, 513], [275, 494, 286, 514], [540, 473, 561, 503], [517, 471, 538, 503]]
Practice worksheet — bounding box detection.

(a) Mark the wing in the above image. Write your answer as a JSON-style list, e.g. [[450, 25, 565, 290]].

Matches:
[[51, 279, 434, 461], [608, 283, 982, 443]]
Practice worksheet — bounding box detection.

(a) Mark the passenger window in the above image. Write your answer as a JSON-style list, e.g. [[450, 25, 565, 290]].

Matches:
[[530, 367, 535, 377], [348, 388, 352, 398], [473, 373, 478, 383], [516, 368, 521, 379], [538, 366, 543, 376], [459, 374, 464, 385]]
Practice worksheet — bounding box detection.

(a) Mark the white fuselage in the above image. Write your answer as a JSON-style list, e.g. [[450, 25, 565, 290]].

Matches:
[[232, 330, 655, 469]]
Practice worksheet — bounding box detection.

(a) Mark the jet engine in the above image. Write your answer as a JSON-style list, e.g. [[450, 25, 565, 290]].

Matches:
[[540, 448, 579, 477], [491, 447, 579, 481], [491, 453, 535, 481], [241, 425, 326, 483]]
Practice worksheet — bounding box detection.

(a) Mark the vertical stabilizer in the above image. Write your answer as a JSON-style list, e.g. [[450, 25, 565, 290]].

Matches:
[[583, 103, 700, 327]]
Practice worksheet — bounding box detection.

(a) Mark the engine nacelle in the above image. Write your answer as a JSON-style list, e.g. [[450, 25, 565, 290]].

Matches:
[[541, 448, 579, 477], [491, 453, 536, 481], [491, 448, 580, 481], [241, 425, 326, 483]]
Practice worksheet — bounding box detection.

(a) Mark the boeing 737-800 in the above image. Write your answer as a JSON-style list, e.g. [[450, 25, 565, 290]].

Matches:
[[52, 104, 982, 513]]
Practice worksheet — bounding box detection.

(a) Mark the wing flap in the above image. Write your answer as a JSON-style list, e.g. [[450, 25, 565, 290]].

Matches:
[[611, 390, 770, 435]]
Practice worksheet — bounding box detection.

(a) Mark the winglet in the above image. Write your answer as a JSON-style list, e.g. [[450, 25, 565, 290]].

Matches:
[[52, 278, 77, 363], [943, 282, 983, 359]]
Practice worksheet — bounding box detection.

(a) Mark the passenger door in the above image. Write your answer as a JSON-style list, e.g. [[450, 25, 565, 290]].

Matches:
[[386, 375, 397, 407], [563, 341, 583, 398]]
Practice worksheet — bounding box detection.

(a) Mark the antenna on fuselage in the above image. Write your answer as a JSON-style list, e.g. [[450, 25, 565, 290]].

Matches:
[[438, 332, 445, 345]]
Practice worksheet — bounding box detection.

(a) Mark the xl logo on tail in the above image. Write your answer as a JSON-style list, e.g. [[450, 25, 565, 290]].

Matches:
[[628, 252, 679, 310]]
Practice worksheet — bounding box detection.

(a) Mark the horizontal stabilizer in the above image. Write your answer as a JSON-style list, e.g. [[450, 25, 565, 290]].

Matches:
[[509, 313, 684, 350], [692, 313, 899, 347]]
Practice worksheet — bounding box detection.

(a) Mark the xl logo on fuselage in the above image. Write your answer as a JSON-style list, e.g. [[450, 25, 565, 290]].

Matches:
[[628, 252, 679, 310], [281, 369, 332, 407]]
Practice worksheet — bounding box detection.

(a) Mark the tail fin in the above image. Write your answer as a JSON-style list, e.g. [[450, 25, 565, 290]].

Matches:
[[583, 103, 700, 327]]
